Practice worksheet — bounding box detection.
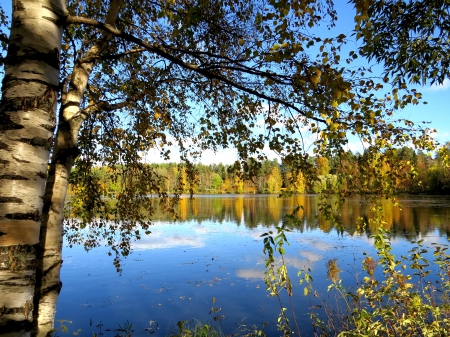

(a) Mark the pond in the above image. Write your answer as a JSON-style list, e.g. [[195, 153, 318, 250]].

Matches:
[[55, 194, 450, 336]]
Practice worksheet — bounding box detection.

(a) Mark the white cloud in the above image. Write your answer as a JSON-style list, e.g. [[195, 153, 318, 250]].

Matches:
[[427, 79, 450, 91], [198, 148, 238, 165]]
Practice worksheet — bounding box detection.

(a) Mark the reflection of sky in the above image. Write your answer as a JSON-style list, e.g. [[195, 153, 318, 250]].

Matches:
[[131, 225, 206, 250], [57, 197, 450, 337]]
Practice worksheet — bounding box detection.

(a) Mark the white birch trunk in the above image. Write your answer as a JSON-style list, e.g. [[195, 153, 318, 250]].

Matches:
[[31, 2, 122, 335], [0, 0, 66, 334]]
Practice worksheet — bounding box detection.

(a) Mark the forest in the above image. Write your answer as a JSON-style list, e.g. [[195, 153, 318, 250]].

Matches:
[[73, 146, 450, 198]]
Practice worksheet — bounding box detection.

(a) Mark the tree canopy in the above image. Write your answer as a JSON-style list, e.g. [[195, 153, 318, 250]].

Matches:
[[0, 0, 439, 261], [352, 0, 450, 85]]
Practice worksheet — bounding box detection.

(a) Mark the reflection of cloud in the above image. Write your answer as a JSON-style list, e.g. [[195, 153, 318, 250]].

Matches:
[[297, 250, 322, 262], [283, 256, 316, 270], [237, 255, 316, 280], [301, 240, 335, 252], [131, 231, 205, 251], [194, 227, 215, 234], [236, 268, 265, 280], [248, 229, 272, 240]]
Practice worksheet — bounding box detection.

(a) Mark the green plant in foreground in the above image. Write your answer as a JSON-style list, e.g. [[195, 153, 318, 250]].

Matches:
[[167, 319, 225, 337], [262, 204, 450, 337], [309, 230, 450, 336], [342, 230, 450, 336], [262, 206, 303, 337]]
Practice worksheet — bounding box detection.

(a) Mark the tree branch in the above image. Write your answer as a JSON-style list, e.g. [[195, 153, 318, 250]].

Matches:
[[84, 48, 146, 62], [80, 100, 131, 117], [65, 15, 326, 125]]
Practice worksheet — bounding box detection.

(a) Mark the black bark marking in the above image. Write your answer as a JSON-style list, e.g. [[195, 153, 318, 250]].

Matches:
[[5, 210, 40, 221], [39, 123, 55, 131], [19, 136, 52, 150], [0, 174, 29, 180], [30, 136, 52, 149], [0, 111, 24, 130], [12, 18, 23, 29], [13, 156, 30, 163], [49, 205, 60, 215], [43, 259, 63, 277], [0, 197, 23, 203], [42, 4, 68, 18], [13, 1, 25, 11], [0, 159, 9, 164], [60, 101, 82, 111], [0, 302, 34, 319], [36, 171, 47, 179], [7, 41, 20, 55], [0, 86, 58, 119], [42, 16, 61, 26], [40, 280, 63, 297], [0, 319, 32, 333], [0, 141, 9, 150], [1, 76, 59, 92], [4, 46, 60, 70]]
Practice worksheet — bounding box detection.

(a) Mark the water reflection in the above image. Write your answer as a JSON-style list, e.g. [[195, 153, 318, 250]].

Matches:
[[145, 194, 450, 239], [55, 195, 450, 336]]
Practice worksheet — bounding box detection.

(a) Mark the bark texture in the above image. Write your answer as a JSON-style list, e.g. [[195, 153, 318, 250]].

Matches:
[[0, 0, 66, 334], [32, 1, 121, 335]]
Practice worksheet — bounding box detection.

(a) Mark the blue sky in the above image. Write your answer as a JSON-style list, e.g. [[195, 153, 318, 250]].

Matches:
[[2, 1, 448, 164], [329, 1, 450, 146]]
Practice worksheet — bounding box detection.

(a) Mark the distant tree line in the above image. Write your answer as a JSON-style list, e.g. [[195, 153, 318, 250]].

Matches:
[[70, 145, 450, 196]]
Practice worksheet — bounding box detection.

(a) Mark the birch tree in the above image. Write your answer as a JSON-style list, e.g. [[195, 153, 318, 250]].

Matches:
[[0, 0, 437, 335], [0, 1, 66, 335]]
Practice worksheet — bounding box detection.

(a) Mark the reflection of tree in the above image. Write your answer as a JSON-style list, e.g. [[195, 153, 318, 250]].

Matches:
[[234, 197, 244, 224], [157, 195, 450, 239], [66, 195, 450, 251]]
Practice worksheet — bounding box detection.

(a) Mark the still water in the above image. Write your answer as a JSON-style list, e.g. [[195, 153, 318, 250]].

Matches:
[[56, 195, 450, 336]]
